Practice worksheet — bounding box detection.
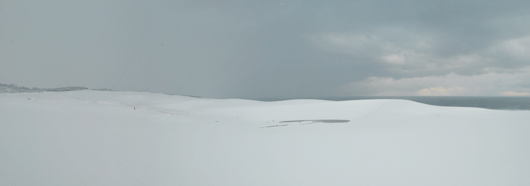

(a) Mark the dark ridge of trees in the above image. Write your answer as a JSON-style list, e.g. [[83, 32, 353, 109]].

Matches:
[[0, 83, 88, 93]]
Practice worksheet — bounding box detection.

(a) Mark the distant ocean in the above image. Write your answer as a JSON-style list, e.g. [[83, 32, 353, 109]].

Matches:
[[258, 96, 530, 110]]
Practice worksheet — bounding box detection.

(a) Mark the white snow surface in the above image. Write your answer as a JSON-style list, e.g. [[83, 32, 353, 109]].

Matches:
[[1, 90, 530, 186]]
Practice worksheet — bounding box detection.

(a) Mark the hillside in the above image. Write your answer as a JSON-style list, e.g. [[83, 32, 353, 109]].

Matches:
[[1, 90, 530, 186]]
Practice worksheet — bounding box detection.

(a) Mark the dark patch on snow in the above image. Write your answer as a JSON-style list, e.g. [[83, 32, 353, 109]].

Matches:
[[280, 119, 350, 124], [262, 124, 289, 128]]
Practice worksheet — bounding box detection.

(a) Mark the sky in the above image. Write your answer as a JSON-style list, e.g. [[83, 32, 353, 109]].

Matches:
[[1, 0, 530, 99]]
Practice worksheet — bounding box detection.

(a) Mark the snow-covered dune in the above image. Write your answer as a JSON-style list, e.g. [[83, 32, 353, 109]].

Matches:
[[2, 90, 530, 186]]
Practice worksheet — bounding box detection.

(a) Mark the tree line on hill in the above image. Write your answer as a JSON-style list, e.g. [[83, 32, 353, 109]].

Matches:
[[0, 83, 90, 93]]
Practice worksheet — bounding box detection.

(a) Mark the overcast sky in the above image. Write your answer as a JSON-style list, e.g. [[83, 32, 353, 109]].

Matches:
[[1, 0, 530, 98]]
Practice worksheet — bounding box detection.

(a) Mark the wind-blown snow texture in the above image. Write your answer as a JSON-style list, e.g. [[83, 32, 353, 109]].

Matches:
[[1, 90, 530, 186]]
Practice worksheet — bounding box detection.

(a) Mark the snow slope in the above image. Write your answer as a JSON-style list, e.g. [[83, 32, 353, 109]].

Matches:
[[1, 90, 530, 186]]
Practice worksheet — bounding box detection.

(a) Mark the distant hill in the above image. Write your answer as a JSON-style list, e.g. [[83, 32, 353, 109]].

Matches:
[[0, 83, 88, 93]]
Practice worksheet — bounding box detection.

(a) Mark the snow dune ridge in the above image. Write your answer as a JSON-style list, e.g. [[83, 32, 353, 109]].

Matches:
[[1, 90, 530, 186]]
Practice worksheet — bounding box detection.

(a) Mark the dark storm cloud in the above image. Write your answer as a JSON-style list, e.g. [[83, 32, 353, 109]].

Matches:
[[1, 0, 530, 97]]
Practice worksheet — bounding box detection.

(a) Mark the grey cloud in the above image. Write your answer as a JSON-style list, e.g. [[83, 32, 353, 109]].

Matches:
[[1, 0, 530, 98], [338, 69, 530, 96]]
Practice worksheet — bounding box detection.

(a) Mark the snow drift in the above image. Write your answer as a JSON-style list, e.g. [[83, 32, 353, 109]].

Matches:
[[1, 90, 530, 186]]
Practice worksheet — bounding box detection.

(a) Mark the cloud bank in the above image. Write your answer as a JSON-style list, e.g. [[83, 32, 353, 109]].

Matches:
[[1, 1, 529, 98], [338, 69, 530, 96]]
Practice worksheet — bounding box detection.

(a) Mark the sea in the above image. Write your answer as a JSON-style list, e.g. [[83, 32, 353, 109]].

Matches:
[[257, 96, 530, 111]]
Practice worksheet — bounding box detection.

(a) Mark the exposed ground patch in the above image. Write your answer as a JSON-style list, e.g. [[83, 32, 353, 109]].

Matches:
[[262, 119, 350, 128], [261, 124, 289, 128], [280, 119, 350, 124]]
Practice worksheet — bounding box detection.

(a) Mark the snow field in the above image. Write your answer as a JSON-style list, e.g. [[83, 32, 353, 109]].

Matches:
[[1, 90, 530, 186]]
